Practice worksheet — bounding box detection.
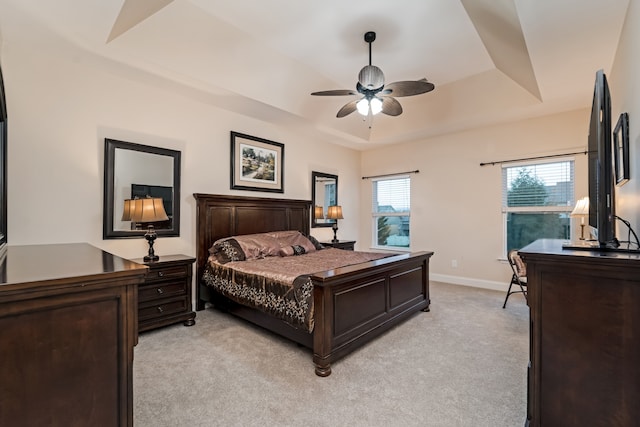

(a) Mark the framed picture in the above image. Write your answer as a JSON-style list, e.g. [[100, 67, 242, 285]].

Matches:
[[230, 131, 284, 193], [613, 112, 630, 186]]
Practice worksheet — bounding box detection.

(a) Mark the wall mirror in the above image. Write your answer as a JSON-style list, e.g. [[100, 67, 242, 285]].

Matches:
[[311, 171, 338, 228], [0, 63, 7, 251], [103, 138, 181, 239]]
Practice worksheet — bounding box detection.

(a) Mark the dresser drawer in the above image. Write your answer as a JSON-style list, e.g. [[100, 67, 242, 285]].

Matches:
[[139, 280, 187, 302], [144, 264, 190, 283], [139, 296, 189, 322]]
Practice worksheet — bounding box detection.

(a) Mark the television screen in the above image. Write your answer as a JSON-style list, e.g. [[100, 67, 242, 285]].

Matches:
[[587, 69, 616, 248]]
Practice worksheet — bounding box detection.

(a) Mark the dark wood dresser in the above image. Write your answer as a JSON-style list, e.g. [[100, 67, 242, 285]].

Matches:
[[132, 254, 196, 332], [321, 240, 356, 250], [0, 243, 147, 427], [519, 239, 640, 426]]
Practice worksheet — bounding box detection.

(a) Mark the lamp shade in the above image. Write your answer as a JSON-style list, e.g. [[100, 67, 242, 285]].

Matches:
[[314, 206, 324, 219], [130, 197, 169, 223], [571, 197, 590, 216], [326, 205, 344, 220], [121, 199, 135, 221]]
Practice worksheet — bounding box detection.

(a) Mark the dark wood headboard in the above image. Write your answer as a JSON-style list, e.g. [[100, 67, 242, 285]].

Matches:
[[193, 193, 311, 282]]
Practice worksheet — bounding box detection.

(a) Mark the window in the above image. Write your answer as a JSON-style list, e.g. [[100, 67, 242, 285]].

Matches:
[[503, 159, 574, 253], [372, 175, 410, 249]]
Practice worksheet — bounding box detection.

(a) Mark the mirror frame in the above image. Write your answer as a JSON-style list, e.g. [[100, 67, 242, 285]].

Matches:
[[311, 171, 338, 228], [0, 63, 7, 251], [103, 138, 181, 239]]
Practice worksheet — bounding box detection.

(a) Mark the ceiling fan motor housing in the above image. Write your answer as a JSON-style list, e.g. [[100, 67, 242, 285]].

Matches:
[[358, 65, 384, 89]]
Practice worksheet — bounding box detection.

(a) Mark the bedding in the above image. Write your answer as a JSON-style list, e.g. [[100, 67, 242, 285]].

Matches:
[[202, 247, 391, 332]]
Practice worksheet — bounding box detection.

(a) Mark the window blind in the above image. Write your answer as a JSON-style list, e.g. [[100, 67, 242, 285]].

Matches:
[[373, 176, 410, 213], [502, 161, 574, 208]]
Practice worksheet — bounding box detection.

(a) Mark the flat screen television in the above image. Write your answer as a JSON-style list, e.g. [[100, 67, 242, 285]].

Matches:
[[587, 69, 617, 248]]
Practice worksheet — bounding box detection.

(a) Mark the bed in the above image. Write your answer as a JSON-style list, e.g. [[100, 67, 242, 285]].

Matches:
[[194, 193, 434, 376]]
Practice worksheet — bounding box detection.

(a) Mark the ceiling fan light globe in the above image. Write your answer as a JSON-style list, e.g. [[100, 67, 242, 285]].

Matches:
[[358, 65, 384, 90], [356, 98, 370, 116], [370, 97, 383, 115]]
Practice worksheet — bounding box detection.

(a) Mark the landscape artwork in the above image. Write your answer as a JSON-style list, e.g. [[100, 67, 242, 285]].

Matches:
[[230, 131, 284, 193]]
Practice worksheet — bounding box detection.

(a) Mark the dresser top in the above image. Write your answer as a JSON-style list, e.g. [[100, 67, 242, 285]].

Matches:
[[0, 243, 147, 288], [520, 238, 640, 263]]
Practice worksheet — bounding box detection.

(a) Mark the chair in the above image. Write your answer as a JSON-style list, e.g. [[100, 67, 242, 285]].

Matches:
[[503, 249, 528, 308]]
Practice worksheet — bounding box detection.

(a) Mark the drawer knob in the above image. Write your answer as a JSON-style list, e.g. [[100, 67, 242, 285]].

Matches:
[[158, 271, 164, 277], [156, 288, 163, 294], [157, 306, 164, 313]]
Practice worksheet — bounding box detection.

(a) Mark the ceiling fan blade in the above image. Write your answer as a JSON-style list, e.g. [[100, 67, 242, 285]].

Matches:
[[380, 97, 402, 116], [383, 79, 435, 97], [337, 100, 359, 118], [311, 89, 357, 96]]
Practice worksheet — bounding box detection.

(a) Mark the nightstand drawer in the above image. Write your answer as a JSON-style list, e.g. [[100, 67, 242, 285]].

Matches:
[[132, 254, 196, 332], [139, 280, 187, 302], [139, 296, 189, 322], [144, 264, 190, 282]]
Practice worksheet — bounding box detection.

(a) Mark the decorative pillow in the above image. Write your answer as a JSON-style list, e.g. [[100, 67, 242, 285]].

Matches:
[[270, 230, 317, 254], [233, 233, 282, 260], [209, 238, 246, 264], [279, 244, 307, 257], [306, 234, 325, 250]]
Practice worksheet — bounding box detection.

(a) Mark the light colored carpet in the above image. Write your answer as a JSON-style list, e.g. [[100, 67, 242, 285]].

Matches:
[[134, 281, 529, 427]]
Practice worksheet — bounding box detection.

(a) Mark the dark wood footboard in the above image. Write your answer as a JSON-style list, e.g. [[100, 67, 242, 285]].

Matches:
[[310, 251, 432, 376]]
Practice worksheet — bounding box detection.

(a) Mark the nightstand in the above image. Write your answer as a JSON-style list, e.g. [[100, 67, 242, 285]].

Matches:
[[132, 254, 196, 332], [321, 240, 356, 251]]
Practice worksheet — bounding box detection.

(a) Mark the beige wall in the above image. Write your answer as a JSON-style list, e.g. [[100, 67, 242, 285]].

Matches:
[[361, 110, 589, 289], [611, 0, 640, 234], [1, 29, 358, 259]]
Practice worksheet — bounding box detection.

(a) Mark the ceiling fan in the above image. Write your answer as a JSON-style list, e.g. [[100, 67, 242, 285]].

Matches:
[[311, 31, 435, 118]]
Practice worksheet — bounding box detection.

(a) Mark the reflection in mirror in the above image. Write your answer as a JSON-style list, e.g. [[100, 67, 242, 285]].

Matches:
[[103, 139, 181, 239], [311, 171, 338, 228]]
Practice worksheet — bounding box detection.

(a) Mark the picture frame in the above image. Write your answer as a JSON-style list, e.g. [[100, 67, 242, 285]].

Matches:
[[230, 131, 284, 193], [613, 112, 630, 186]]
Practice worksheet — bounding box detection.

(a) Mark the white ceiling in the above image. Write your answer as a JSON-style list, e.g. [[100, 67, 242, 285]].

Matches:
[[0, 0, 630, 150]]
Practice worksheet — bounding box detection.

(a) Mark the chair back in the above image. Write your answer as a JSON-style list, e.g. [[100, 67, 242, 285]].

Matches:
[[508, 249, 527, 278]]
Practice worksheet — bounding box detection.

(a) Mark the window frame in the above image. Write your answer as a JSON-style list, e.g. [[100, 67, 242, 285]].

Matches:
[[371, 174, 411, 252], [501, 157, 575, 255]]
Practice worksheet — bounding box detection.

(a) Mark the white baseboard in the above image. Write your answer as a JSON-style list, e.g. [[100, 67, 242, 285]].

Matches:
[[430, 273, 506, 292]]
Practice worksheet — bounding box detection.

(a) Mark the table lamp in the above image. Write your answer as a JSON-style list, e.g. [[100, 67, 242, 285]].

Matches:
[[570, 197, 590, 240], [326, 205, 344, 243], [123, 197, 169, 261]]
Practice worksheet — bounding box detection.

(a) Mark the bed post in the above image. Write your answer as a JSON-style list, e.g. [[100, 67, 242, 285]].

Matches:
[[312, 285, 333, 377]]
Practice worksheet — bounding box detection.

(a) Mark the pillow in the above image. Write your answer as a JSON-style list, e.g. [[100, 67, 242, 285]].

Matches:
[[270, 230, 317, 254], [306, 234, 325, 250], [232, 233, 282, 260], [209, 238, 246, 264], [211, 231, 318, 261], [279, 244, 308, 257]]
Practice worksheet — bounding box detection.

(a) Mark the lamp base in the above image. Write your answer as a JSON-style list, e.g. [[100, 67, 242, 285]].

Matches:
[[144, 225, 159, 262], [332, 223, 339, 243]]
